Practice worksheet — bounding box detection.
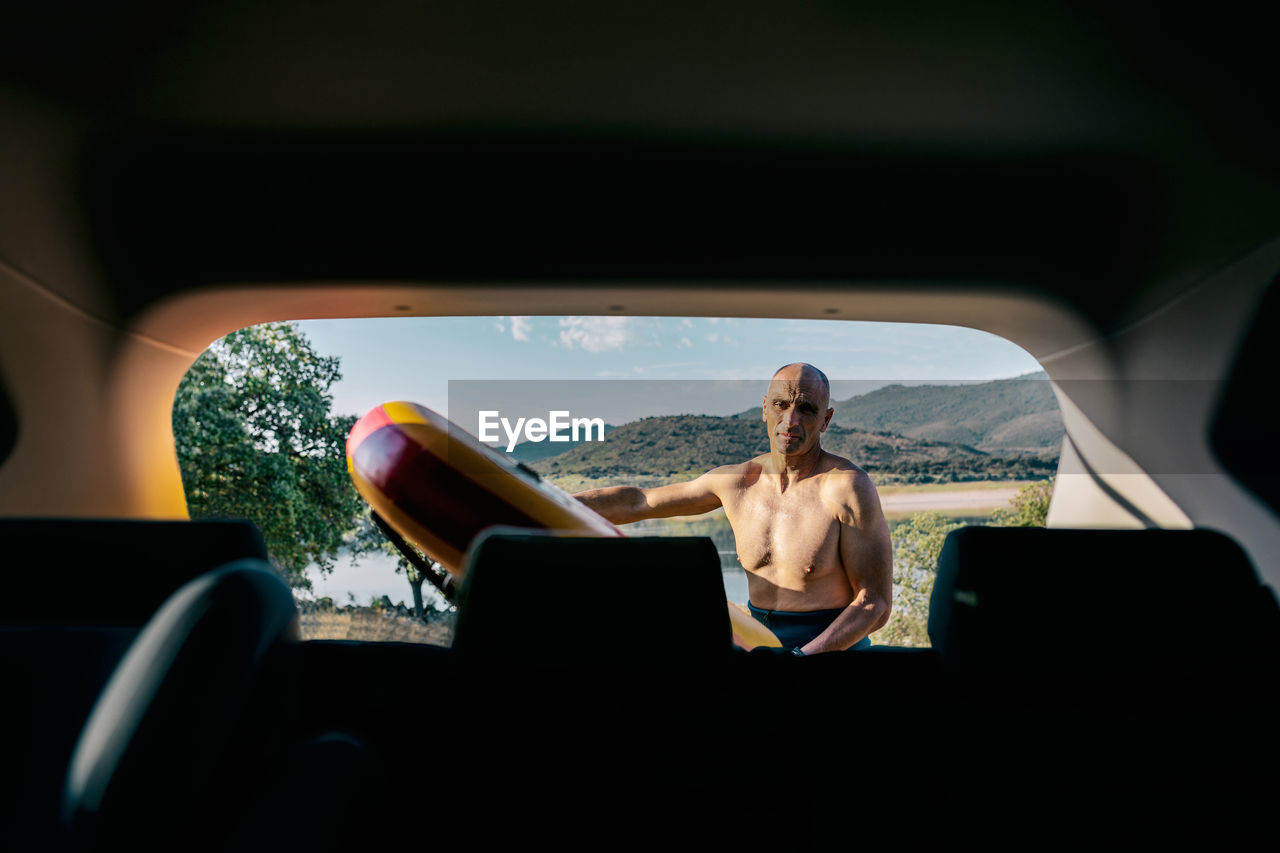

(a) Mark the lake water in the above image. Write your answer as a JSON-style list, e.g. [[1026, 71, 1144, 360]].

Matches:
[[306, 548, 752, 608], [720, 561, 749, 605]]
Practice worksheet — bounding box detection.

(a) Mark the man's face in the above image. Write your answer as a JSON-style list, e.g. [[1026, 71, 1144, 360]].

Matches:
[[762, 369, 833, 457]]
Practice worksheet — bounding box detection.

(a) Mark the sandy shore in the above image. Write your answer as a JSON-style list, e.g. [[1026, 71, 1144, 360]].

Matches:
[[879, 486, 1020, 514]]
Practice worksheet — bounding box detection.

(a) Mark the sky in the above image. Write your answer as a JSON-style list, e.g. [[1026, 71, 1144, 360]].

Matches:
[[289, 314, 1042, 604], [297, 315, 1044, 426]]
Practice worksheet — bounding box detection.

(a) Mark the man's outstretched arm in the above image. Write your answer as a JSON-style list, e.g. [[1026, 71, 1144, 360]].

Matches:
[[575, 470, 724, 524]]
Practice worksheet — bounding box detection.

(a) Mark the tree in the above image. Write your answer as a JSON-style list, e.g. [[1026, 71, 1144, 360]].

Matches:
[[991, 478, 1054, 527], [173, 322, 363, 589], [348, 510, 451, 621], [877, 511, 963, 647]]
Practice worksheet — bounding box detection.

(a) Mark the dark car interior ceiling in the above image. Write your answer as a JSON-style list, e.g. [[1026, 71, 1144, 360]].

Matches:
[[1, 2, 1278, 331]]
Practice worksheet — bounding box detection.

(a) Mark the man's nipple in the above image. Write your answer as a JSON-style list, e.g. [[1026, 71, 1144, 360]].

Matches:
[[805, 564, 814, 574]]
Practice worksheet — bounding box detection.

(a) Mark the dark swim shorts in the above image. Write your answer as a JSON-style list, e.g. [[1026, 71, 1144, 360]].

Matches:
[[747, 602, 872, 651]]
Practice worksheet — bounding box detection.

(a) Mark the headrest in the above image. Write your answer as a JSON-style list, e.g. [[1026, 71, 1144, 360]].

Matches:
[[62, 559, 298, 849], [452, 531, 731, 671], [0, 518, 268, 626], [928, 526, 1280, 678]]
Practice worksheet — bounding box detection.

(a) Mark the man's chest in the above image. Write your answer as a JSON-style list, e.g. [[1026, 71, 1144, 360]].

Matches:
[[723, 486, 841, 570]]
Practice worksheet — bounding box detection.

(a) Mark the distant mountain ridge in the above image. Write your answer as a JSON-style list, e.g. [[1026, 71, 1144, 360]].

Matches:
[[512, 372, 1061, 489], [830, 371, 1061, 454], [529, 419, 1055, 490]]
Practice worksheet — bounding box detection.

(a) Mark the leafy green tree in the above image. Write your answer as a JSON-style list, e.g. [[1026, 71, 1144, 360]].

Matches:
[[877, 511, 963, 647], [991, 478, 1054, 527], [173, 322, 363, 589]]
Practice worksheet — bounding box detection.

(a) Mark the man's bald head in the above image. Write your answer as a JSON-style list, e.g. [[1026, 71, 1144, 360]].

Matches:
[[763, 363, 834, 458], [771, 363, 831, 407]]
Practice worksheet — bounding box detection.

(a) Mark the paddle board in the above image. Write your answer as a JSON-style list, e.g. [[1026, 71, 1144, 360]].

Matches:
[[346, 401, 782, 650]]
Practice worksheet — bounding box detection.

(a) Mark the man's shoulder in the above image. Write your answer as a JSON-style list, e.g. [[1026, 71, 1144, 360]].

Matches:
[[706, 458, 763, 482], [818, 451, 871, 480], [817, 454, 880, 501]]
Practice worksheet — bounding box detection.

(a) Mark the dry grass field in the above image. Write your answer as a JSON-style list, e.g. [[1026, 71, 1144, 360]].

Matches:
[[878, 481, 1030, 519], [298, 606, 455, 646]]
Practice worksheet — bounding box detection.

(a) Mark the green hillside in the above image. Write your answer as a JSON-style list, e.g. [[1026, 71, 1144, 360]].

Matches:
[[509, 423, 618, 463], [531, 412, 1055, 490], [830, 372, 1062, 454], [535, 414, 764, 487]]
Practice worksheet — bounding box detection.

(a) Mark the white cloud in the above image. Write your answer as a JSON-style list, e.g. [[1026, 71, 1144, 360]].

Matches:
[[558, 316, 634, 352], [510, 316, 532, 342]]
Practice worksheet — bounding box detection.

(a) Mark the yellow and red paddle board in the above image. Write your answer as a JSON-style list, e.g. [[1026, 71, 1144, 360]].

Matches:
[[346, 401, 781, 650]]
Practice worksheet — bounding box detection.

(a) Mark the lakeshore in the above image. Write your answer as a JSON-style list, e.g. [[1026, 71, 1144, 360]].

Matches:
[[877, 480, 1033, 519]]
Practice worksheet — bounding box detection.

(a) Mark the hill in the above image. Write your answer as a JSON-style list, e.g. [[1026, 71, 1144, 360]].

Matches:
[[534, 414, 764, 486], [829, 372, 1062, 454], [530, 412, 1056, 490], [509, 423, 618, 463]]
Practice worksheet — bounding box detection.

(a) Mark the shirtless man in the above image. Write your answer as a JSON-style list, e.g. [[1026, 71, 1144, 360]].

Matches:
[[574, 363, 893, 654]]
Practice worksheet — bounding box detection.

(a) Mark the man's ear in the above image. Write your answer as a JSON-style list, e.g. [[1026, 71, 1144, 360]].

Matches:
[[822, 407, 834, 431], [761, 396, 768, 422]]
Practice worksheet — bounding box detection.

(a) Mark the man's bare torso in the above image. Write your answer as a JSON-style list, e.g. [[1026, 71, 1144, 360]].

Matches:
[[571, 363, 893, 648], [714, 451, 866, 611]]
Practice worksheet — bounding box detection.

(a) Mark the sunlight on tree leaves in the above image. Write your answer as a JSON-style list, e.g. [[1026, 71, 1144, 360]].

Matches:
[[173, 322, 363, 589], [991, 478, 1054, 527]]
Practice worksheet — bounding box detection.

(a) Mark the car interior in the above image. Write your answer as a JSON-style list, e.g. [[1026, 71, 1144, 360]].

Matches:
[[2, 3, 1278, 851]]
